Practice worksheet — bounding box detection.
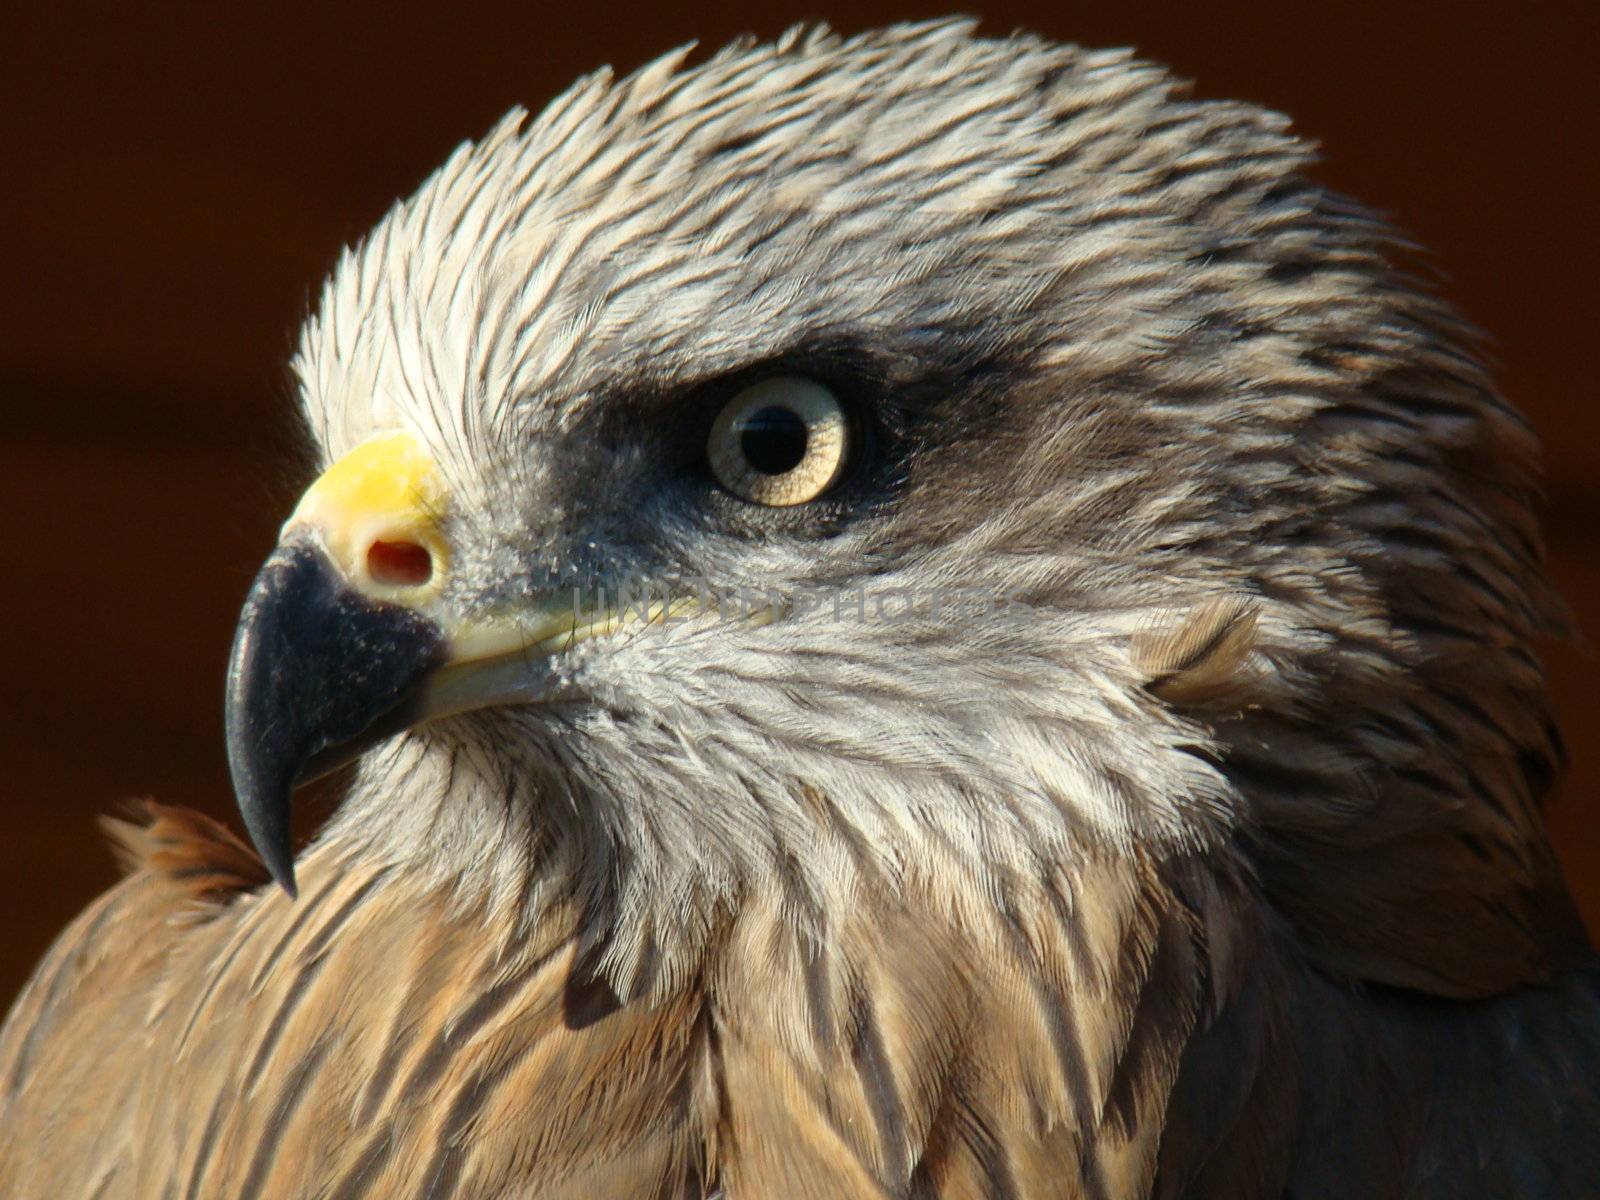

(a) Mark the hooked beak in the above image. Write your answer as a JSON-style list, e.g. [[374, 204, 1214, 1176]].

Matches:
[[223, 432, 652, 897], [224, 537, 443, 896]]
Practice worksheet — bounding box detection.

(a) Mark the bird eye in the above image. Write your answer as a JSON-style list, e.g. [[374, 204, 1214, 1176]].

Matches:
[[707, 377, 850, 506]]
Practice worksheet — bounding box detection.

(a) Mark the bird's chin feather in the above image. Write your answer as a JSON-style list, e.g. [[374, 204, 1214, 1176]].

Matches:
[[314, 594, 1238, 1004]]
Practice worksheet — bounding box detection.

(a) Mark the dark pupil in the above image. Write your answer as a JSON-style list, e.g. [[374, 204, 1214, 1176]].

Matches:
[[739, 405, 808, 475]]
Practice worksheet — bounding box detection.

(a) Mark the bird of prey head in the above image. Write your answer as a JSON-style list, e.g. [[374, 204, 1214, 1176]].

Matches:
[[6, 20, 1596, 1200], [228, 19, 1576, 1001]]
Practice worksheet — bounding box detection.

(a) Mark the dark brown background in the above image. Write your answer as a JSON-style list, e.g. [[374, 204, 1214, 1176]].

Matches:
[[2, 1, 1597, 1005]]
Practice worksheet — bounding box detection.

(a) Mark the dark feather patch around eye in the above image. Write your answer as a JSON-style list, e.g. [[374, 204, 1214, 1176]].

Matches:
[[576, 331, 1025, 540]]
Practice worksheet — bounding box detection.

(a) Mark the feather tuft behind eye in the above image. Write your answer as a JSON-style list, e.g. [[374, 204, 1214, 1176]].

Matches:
[[708, 377, 849, 506], [1133, 596, 1262, 710]]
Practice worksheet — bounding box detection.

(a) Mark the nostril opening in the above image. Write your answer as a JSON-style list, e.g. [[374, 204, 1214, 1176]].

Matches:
[[366, 538, 434, 587]]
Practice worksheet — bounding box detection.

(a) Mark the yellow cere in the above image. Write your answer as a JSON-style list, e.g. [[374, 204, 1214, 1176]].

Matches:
[[285, 431, 451, 591]]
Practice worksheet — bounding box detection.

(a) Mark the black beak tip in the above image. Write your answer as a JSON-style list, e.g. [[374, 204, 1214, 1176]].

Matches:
[[274, 866, 299, 900], [227, 640, 304, 902], [232, 774, 300, 899]]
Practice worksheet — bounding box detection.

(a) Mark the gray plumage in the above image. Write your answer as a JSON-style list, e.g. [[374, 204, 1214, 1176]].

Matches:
[[2, 19, 1595, 1198]]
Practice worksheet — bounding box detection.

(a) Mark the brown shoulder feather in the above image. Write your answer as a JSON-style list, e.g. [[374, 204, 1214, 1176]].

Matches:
[[101, 800, 271, 906]]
